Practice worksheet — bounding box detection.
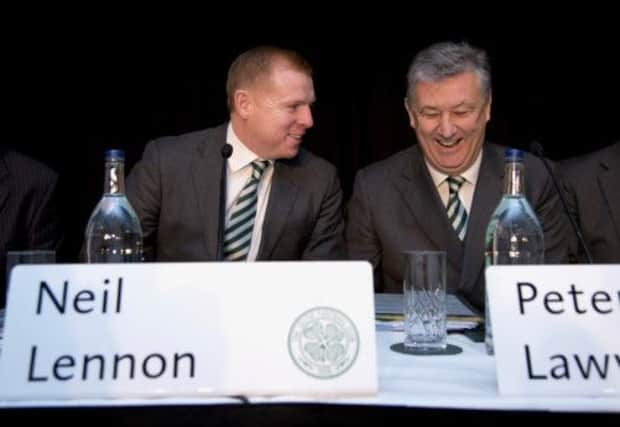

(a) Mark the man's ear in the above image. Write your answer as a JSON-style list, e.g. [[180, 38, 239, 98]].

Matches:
[[234, 89, 253, 119], [404, 98, 417, 129], [484, 93, 492, 122]]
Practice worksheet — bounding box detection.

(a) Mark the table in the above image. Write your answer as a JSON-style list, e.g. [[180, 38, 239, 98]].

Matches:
[[1, 330, 618, 424]]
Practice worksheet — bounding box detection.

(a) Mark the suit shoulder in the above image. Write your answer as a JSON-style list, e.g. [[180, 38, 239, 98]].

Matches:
[[2, 150, 58, 186], [485, 142, 551, 179], [561, 142, 620, 172], [484, 142, 544, 165], [357, 146, 417, 180], [294, 148, 338, 174], [144, 127, 217, 158]]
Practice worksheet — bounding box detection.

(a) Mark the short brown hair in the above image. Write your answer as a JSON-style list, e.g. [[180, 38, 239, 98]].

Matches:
[[226, 46, 312, 112]]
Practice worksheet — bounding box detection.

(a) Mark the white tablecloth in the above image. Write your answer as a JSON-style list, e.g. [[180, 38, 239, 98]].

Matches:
[[1, 331, 618, 413], [251, 331, 619, 413]]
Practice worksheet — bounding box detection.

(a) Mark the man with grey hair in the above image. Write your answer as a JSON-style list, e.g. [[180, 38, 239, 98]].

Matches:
[[346, 41, 569, 310]]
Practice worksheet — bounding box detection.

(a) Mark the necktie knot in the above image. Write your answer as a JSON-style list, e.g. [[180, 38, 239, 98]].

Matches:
[[447, 175, 466, 193], [251, 160, 269, 181]]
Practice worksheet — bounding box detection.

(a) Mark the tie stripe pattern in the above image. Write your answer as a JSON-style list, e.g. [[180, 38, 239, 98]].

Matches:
[[446, 176, 468, 241], [223, 160, 269, 261]]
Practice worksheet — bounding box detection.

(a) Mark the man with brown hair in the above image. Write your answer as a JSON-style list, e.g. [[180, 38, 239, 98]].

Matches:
[[127, 46, 345, 261]]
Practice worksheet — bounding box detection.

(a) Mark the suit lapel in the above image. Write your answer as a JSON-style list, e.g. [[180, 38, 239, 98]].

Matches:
[[190, 125, 227, 259], [460, 145, 503, 292], [257, 160, 299, 259], [390, 147, 463, 273], [597, 150, 620, 242]]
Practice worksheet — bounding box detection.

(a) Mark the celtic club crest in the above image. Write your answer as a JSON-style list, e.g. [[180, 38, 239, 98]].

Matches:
[[288, 307, 359, 379]]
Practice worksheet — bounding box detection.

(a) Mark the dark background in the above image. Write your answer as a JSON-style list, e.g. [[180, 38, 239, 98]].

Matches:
[[5, 19, 619, 262]]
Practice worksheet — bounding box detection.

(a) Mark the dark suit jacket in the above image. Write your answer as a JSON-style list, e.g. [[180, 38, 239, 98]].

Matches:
[[0, 147, 61, 308], [126, 124, 345, 261], [345, 143, 570, 310], [560, 142, 620, 263]]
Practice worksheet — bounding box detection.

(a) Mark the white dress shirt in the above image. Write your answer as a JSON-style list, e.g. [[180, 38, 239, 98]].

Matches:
[[225, 123, 274, 261], [425, 149, 483, 215]]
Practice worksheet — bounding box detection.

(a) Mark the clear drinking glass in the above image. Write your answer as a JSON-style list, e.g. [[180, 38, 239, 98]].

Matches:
[[403, 250, 447, 350], [2, 249, 56, 342], [5, 249, 56, 296]]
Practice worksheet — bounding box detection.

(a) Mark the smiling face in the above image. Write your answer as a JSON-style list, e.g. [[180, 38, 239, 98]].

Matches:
[[232, 59, 315, 160], [405, 71, 491, 174]]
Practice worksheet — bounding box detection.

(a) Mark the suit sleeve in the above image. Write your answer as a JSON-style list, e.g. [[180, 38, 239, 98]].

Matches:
[[345, 170, 383, 289], [558, 162, 584, 263], [534, 160, 572, 264], [27, 172, 62, 251], [126, 140, 163, 261], [301, 165, 346, 260]]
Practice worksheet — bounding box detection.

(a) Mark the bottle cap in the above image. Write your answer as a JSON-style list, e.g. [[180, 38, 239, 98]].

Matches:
[[504, 148, 524, 162], [105, 149, 125, 161]]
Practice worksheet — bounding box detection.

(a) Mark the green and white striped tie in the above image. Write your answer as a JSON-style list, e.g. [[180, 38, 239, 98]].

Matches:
[[446, 176, 468, 241], [223, 160, 269, 261]]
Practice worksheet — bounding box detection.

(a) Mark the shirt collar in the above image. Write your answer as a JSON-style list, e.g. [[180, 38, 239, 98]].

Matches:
[[226, 123, 272, 172], [425, 147, 483, 188]]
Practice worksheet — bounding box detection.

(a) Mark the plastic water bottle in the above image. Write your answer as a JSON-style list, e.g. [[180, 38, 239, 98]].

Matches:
[[85, 149, 143, 263], [484, 148, 544, 354]]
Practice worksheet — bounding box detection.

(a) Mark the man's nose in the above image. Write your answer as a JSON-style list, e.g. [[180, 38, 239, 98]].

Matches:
[[298, 105, 314, 128], [438, 114, 456, 138]]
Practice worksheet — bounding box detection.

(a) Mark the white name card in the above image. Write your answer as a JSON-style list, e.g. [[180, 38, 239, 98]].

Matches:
[[0, 261, 377, 400], [486, 265, 620, 396]]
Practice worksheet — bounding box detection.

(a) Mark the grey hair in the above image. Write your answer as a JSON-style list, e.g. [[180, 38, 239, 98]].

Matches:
[[406, 41, 491, 104]]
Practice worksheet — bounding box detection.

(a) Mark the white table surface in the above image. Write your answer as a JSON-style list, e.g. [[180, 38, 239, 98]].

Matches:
[[1, 330, 618, 413]]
